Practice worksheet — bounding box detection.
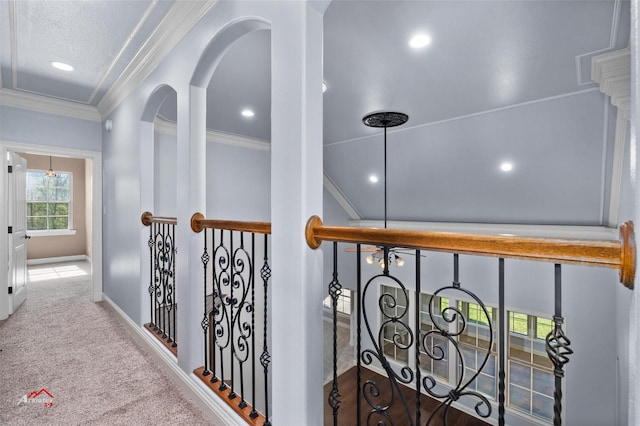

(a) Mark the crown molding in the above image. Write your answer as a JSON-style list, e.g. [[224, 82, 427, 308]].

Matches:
[[350, 219, 619, 241], [592, 47, 630, 119], [0, 88, 101, 122], [97, 0, 217, 118], [607, 111, 628, 227], [153, 118, 270, 151], [592, 47, 630, 228]]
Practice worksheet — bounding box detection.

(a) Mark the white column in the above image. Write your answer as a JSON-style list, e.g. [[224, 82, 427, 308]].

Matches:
[[175, 85, 207, 372], [270, 2, 325, 424], [629, 0, 639, 424], [139, 120, 154, 326]]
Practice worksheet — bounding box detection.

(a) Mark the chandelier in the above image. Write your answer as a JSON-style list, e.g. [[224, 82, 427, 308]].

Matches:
[[45, 156, 57, 177]]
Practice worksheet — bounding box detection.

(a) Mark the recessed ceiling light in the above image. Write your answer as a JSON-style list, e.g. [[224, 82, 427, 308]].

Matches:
[[409, 33, 432, 49], [369, 175, 379, 183], [50, 61, 74, 71], [500, 162, 514, 172], [241, 109, 255, 118]]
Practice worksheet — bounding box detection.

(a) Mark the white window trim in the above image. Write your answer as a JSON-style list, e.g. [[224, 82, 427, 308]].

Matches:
[[26, 169, 74, 233], [28, 229, 77, 237]]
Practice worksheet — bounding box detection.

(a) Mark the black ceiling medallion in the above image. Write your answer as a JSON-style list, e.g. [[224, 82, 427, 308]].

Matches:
[[362, 111, 409, 128]]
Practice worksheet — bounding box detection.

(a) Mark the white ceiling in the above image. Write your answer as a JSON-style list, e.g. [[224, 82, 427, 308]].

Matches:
[[0, 0, 631, 227]]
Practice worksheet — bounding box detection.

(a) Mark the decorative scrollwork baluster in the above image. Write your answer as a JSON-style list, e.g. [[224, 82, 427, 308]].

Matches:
[[148, 226, 154, 328], [424, 254, 492, 425], [361, 271, 415, 426], [212, 230, 232, 391], [230, 237, 254, 409]]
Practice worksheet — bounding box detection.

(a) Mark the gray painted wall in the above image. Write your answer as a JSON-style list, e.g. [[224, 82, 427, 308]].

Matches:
[[0, 106, 101, 151], [616, 122, 633, 426], [153, 130, 177, 217], [205, 142, 270, 222]]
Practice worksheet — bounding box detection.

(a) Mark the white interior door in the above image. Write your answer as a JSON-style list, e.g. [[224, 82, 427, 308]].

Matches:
[[8, 152, 28, 314]]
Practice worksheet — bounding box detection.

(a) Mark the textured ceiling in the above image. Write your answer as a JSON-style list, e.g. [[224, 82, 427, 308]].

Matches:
[[0, 0, 174, 105], [0, 0, 631, 226]]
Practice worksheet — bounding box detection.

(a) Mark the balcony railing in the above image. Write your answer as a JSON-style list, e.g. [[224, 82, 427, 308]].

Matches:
[[191, 213, 272, 426], [141, 211, 178, 356], [306, 216, 635, 425]]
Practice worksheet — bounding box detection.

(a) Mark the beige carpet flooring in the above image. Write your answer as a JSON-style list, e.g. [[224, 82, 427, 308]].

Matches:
[[0, 261, 209, 425]]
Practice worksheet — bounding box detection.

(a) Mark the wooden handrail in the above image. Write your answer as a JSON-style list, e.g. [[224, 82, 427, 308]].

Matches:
[[305, 215, 636, 288], [190, 212, 271, 235], [141, 211, 177, 226]]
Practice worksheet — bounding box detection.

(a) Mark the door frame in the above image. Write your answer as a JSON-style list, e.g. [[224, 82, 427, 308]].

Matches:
[[0, 141, 103, 320]]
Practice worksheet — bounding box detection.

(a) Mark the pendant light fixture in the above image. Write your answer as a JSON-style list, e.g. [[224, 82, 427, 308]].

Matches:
[[45, 156, 57, 177], [362, 111, 409, 268]]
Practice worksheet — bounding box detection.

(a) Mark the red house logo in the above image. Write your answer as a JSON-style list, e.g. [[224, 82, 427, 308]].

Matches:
[[18, 388, 54, 407]]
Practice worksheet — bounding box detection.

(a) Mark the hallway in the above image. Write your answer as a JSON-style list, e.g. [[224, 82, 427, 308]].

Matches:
[[0, 261, 208, 425]]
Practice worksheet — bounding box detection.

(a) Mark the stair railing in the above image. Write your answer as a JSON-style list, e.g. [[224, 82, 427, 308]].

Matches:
[[191, 212, 272, 426], [141, 211, 178, 356], [306, 216, 635, 426]]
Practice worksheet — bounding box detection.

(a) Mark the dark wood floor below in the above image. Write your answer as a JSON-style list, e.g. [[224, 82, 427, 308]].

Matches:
[[324, 366, 490, 426]]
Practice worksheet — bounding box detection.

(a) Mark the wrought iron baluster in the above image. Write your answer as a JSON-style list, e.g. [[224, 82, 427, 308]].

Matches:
[[161, 222, 167, 339], [356, 244, 362, 425], [229, 231, 236, 399], [215, 228, 231, 391], [154, 223, 162, 334], [210, 228, 220, 385], [361, 255, 415, 426], [260, 233, 272, 425], [250, 233, 258, 419], [415, 249, 421, 425], [148, 223, 154, 328], [232, 231, 253, 410], [546, 264, 572, 426], [328, 242, 342, 426], [169, 222, 177, 347], [153, 222, 160, 333], [498, 258, 505, 426], [201, 229, 211, 375]]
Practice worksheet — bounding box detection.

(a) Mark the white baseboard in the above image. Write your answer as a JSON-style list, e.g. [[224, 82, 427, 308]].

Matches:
[[101, 294, 244, 426], [27, 254, 89, 265]]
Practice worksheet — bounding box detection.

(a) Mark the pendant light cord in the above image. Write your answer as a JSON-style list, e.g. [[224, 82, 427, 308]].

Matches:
[[384, 126, 387, 229]]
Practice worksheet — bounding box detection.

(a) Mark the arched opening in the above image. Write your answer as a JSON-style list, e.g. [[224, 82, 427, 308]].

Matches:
[[188, 17, 273, 419], [141, 84, 178, 217], [139, 84, 178, 348], [190, 18, 272, 221]]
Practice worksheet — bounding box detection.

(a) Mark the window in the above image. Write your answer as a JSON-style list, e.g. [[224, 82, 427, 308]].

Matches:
[[381, 284, 409, 364], [374, 284, 556, 425], [508, 311, 554, 422], [26, 171, 72, 232], [323, 288, 352, 315], [419, 293, 450, 380], [458, 301, 497, 399]]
